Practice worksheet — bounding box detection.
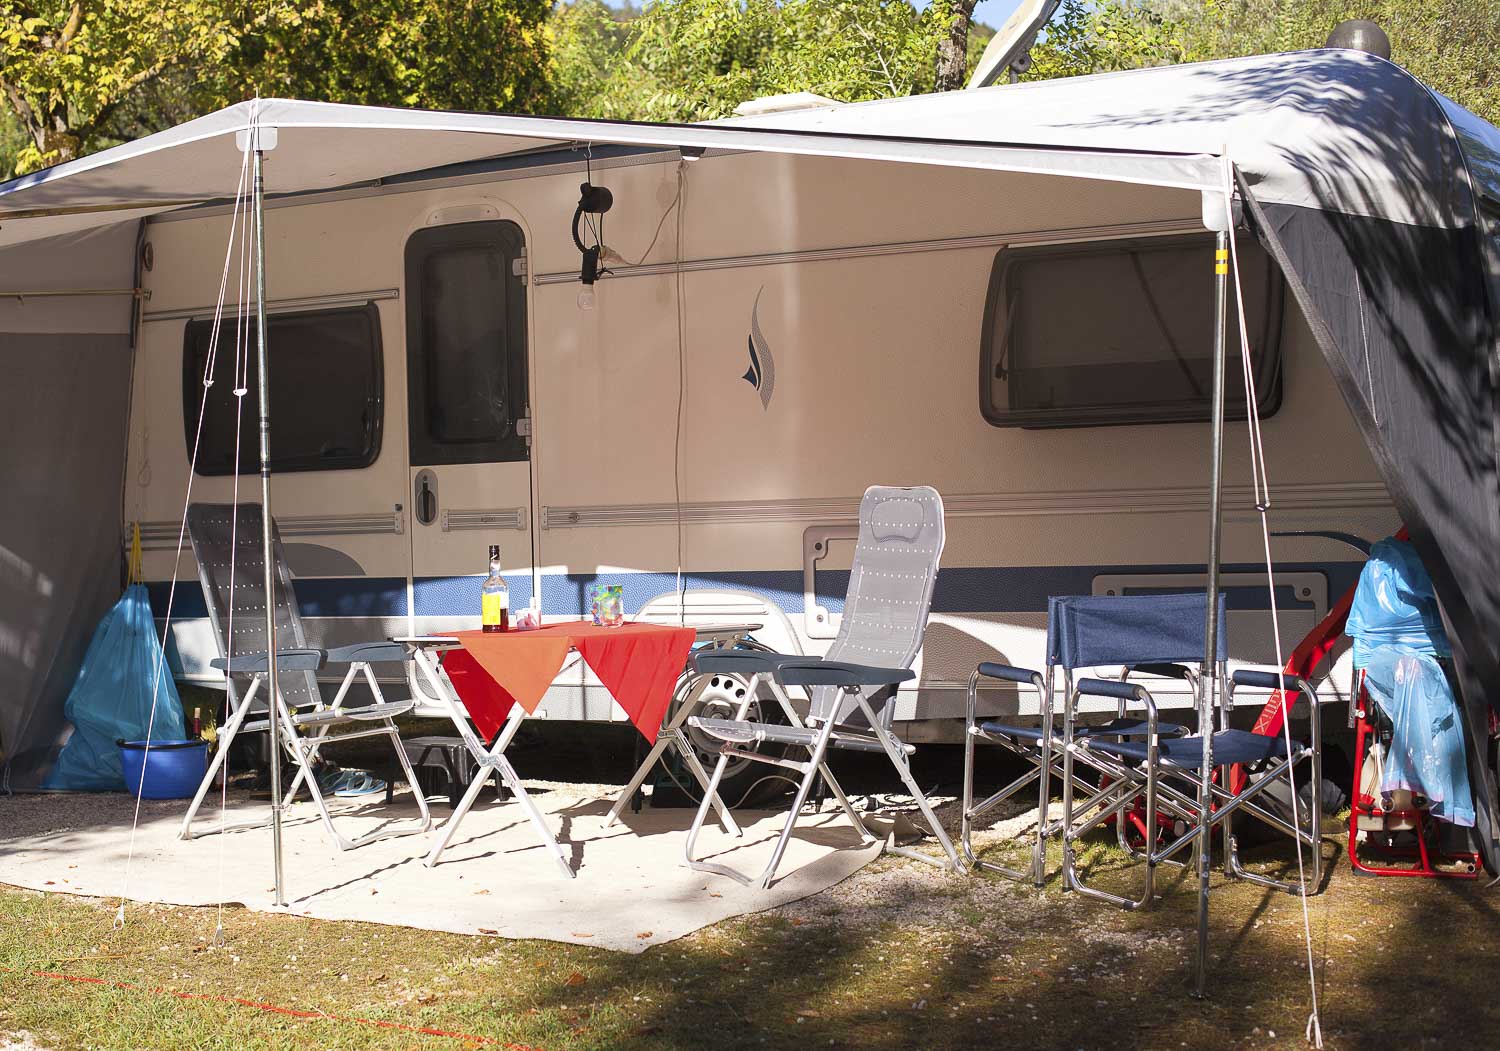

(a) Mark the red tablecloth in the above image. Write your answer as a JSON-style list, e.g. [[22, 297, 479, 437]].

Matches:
[[440, 622, 696, 743]]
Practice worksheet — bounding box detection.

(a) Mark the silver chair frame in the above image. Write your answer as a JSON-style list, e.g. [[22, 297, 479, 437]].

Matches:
[[179, 504, 431, 850]]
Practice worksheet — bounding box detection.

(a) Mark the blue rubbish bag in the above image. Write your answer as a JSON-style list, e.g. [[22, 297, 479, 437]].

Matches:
[[43, 583, 187, 792], [1346, 537, 1473, 827]]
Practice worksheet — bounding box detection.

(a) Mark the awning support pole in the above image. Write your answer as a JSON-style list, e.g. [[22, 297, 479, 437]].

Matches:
[[251, 128, 286, 908], [1195, 223, 1231, 996]]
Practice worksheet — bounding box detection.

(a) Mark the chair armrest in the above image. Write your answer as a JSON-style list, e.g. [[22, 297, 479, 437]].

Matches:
[[690, 650, 802, 676], [324, 641, 410, 665], [976, 662, 1044, 687], [775, 659, 914, 688], [1077, 677, 1146, 702], [210, 648, 323, 673], [1231, 669, 1306, 693]]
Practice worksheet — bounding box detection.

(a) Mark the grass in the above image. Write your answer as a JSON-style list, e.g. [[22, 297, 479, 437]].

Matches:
[[5, 821, 1500, 1051]]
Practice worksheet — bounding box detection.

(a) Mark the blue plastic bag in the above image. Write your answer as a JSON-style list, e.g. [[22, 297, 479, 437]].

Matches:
[[1346, 538, 1473, 826], [43, 584, 187, 791], [1346, 538, 1450, 666]]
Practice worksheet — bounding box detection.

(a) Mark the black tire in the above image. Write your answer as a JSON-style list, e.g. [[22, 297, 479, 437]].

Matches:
[[665, 667, 793, 809]]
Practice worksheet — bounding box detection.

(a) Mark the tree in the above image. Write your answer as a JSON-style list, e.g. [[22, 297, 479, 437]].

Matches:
[[228, 0, 554, 116], [1021, 0, 1500, 125], [546, 0, 978, 124], [933, 0, 980, 91], [0, 0, 250, 172], [0, 0, 556, 177]]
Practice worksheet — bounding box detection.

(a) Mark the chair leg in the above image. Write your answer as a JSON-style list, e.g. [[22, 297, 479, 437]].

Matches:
[[180, 676, 261, 841], [856, 694, 963, 873], [684, 679, 773, 885], [606, 673, 742, 836]]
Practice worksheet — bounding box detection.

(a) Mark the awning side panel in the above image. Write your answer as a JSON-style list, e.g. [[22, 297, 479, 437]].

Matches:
[[0, 222, 137, 789]]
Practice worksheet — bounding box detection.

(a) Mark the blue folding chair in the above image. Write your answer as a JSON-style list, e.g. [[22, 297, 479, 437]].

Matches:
[[962, 593, 1223, 892]]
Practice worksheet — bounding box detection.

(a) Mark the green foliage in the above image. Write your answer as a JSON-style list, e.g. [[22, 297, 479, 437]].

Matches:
[[1022, 0, 1500, 125], [227, 1, 554, 115], [547, 0, 954, 123], [0, 0, 554, 175], [0, 0, 248, 171]]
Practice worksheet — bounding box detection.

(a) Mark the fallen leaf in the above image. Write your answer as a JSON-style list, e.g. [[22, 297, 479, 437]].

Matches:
[[474, 889, 490, 895], [564, 971, 587, 987], [709, 892, 722, 898], [477, 928, 498, 936], [797, 1009, 821, 1018], [791, 918, 808, 926], [570, 931, 594, 939], [635, 931, 653, 939], [416, 993, 439, 1005]]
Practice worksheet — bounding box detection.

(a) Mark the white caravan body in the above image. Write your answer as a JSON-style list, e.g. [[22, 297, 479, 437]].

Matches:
[[124, 144, 1394, 736]]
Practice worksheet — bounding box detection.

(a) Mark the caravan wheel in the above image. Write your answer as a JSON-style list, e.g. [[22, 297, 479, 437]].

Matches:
[[672, 670, 791, 808]]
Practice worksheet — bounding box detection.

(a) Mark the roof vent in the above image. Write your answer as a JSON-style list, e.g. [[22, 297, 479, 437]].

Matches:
[[1325, 19, 1391, 60], [732, 92, 841, 118]]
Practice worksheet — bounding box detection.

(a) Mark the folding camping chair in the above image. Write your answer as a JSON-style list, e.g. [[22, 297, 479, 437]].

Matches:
[[683, 485, 964, 889], [962, 593, 1218, 894], [1067, 668, 1324, 907], [604, 589, 803, 835], [178, 503, 432, 850]]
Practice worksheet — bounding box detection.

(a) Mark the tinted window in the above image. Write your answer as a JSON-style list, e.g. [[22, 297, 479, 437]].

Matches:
[[183, 304, 383, 475], [980, 233, 1285, 428], [406, 221, 529, 466]]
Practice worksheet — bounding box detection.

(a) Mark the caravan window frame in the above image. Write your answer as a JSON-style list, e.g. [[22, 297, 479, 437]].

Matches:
[[404, 220, 530, 468], [181, 302, 384, 476], [978, 231, 1286, 429]]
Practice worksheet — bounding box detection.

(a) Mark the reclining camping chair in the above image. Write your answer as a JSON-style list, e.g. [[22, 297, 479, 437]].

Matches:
[[683, 485, 963, 889], [962, 593, 1218, 894], [179, 502, 432, 850]]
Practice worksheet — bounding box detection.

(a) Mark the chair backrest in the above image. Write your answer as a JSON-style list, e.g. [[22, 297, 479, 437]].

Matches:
[[1046, 592, 1228, 673], [816, 485, 945, 726], [636, 588, 804, 658], [186, 502, 321, 711]]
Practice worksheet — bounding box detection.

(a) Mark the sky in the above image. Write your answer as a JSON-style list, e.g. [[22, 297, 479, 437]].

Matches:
[[914, 0, 1027, 30]]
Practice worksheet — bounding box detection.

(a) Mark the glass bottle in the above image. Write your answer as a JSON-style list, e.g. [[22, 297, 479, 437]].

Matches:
[[481, 545, 509, 633]]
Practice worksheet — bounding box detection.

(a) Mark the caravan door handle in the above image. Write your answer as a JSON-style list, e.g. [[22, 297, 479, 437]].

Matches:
[[414, 470, 438, 526]]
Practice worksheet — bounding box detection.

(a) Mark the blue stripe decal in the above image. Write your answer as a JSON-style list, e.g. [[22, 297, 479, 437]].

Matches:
[[150, 561, 1366, 620]]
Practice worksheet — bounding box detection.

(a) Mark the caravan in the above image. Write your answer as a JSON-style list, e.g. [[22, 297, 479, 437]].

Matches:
[[118, 74, 1394, 751]]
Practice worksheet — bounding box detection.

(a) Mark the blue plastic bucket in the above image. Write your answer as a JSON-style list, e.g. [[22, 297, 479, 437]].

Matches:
[[117, 739, 208, 799]]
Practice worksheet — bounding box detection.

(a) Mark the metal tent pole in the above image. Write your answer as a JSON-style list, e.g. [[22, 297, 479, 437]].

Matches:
[[1195, 223, 1231, 996], [251, 126, 286, 907]]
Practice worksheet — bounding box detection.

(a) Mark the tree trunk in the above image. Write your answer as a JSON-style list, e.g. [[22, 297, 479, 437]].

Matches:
[[935, 0, 978, 92]]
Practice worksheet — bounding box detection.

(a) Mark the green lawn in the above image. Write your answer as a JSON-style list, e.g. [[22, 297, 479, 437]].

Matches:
[[4, 830, 1499, 1050]]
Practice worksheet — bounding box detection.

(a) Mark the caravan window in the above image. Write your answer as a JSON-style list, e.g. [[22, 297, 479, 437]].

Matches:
[[979, 233, 1285, 428], [405, 221, 529, 467], [182, 304, 383, 476]]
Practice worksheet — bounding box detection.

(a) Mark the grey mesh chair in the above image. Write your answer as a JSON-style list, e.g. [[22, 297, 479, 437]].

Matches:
[[178, 503, 432, 850], [684, 486, 963, 889]]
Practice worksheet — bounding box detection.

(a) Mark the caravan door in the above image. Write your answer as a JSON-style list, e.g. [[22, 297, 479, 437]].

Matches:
[[404, 220, 536, 634]]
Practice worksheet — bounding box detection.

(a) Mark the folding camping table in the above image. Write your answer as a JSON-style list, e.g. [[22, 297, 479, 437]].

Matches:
[[400, 621, 749, 875]]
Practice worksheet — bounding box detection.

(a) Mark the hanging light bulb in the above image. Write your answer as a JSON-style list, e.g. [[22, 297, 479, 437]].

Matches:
[[577, 284, 596, 310]]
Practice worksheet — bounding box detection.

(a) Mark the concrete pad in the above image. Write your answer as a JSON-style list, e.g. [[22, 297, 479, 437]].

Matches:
[[0, 786, 882, 952]]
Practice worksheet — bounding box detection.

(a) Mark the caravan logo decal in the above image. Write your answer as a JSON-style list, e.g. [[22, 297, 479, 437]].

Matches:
[[742, 287, 775, 410]]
